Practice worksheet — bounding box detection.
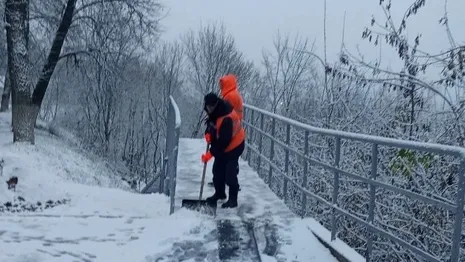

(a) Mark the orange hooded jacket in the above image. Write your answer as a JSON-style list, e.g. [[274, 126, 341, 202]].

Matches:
[[219, 74, 243, 120]]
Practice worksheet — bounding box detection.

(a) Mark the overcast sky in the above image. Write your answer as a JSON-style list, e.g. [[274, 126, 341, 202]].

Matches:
[[159, 0, 464, 73]]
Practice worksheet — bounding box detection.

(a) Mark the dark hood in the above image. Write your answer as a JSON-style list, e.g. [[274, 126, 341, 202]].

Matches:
[[207, 98, 233, 122]]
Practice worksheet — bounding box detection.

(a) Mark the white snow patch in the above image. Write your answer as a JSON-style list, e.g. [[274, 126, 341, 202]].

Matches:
[[0, 112, 216, 262], [0, 189, 215, 262], [274, 217, 346, 262], [0, 113, 130, 204], [170, 95, 182, 128], [304, 217, 366, 262]]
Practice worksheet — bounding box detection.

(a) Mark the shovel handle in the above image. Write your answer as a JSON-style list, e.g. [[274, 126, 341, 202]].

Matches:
[[198, 143, 210, 201]]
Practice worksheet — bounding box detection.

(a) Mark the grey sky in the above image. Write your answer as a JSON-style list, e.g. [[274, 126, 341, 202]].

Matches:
[[159, 0, 464, 73]]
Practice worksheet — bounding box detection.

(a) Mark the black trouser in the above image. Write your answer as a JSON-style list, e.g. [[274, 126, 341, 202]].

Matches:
[[212, 141, 245, 192]]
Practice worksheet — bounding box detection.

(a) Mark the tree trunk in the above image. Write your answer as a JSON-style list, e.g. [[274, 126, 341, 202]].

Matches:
[[6, 0, 76, 144], [31, 0, 76, 107], [5, 0, 34, 143], [0, 70, 11, 112], [11, 94, 38, 143]]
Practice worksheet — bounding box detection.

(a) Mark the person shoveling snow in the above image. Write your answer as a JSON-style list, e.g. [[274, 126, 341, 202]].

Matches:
[[202, 92, 245, 209]]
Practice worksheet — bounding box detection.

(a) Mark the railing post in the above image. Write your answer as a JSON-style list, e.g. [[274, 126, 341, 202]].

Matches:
[[169, 125, 180, 215], [450, 159, 465, 262], [301, 130, 309, 217], [283, 124, 291, 202], [366, 143, 378, 261], [243, 106, 247, 158], [160, 107, 172, 193], [257, 113, 264, 176], [268, 118, 276, 187], [330, 137, 341, 241], [246, 109, 254, 165], [159, 145, 167, 193], [164, 102, 175, 196]]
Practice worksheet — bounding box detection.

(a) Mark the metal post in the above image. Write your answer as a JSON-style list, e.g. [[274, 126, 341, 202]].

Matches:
[[450, 160, 465, 262], [301, 130, 309, 217], [160, 144, 168, 193], [366, 144, 378, 261], [247, 109, 254, 165], [268, 118, 276, 187], [243, 106, 247, 160], [169, 127, 180, 215], [331, 137, 341, 241], [257, 113, 264, 176], [164, 126, 174, 196], [164, 98, 178, 196], [283, 124, 291, 202], [160, 106, 173, 193]]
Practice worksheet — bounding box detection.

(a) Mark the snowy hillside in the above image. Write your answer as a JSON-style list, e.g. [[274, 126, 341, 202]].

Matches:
[[0, 112, 215, 261], [0, 112, 132, 208]]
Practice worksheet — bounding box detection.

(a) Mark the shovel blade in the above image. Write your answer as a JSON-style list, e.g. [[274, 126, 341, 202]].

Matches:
[[181, 199, 217, 216]]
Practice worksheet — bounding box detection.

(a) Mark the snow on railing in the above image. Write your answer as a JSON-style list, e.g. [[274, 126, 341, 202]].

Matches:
[[170, 96, 182, 129], [242, 103, 465, 262]]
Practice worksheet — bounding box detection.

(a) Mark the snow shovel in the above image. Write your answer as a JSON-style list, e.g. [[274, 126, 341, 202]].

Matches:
[[181, 143, 217, 216]]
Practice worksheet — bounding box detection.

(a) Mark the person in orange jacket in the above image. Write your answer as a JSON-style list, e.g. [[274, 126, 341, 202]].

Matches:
[[202, 92, 245, 208], [207, 74, 244, 188]]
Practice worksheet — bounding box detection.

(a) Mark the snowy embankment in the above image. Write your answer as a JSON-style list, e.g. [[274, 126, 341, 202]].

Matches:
[[0, 112, 214, 262]]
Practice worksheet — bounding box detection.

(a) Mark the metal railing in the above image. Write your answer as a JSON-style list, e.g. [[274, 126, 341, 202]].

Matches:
[[141, 95, 181, 215], [242, 103, 465, 262]]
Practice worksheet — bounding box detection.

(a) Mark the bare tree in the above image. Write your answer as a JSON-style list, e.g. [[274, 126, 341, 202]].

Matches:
[[0, 0, 11, 112], [1, 70, 11, 112], [358, 0, 465, 146], [120, 41, 184, 188], [241, 70, 265, 108], [261, 31, 316, 115], [5, 0, 74, 143], [317, 1, 465, 260], [5, 0, 162, 144], [183, 22, 256, 137], [153, 40, 184, 122]]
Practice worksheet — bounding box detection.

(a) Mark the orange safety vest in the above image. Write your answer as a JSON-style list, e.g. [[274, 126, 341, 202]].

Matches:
[[223, 93, 243, 120], [216, 110, 245, 152]]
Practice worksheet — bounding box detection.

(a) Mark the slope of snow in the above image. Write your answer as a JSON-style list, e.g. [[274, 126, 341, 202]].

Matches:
[[0, 112, 216, 261], [0, 113, 130, 205]]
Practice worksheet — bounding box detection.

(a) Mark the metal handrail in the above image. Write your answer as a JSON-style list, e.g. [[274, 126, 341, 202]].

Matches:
[[242, 103, 465, 262]]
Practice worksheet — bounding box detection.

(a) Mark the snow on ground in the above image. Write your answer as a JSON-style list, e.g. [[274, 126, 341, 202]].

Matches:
[[0, 193, 215, 262], [0, 114, 130, 205], [0, 110, 350, 262], [175, 138, 339, 262], [0, 112, 216, 262], [303, 218, 365, 262]]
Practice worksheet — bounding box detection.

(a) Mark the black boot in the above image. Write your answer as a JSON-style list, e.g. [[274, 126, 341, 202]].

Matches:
[[206, 192, 226, 204], [206, 180, 226, 204], [221, 186, 238, 208]]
